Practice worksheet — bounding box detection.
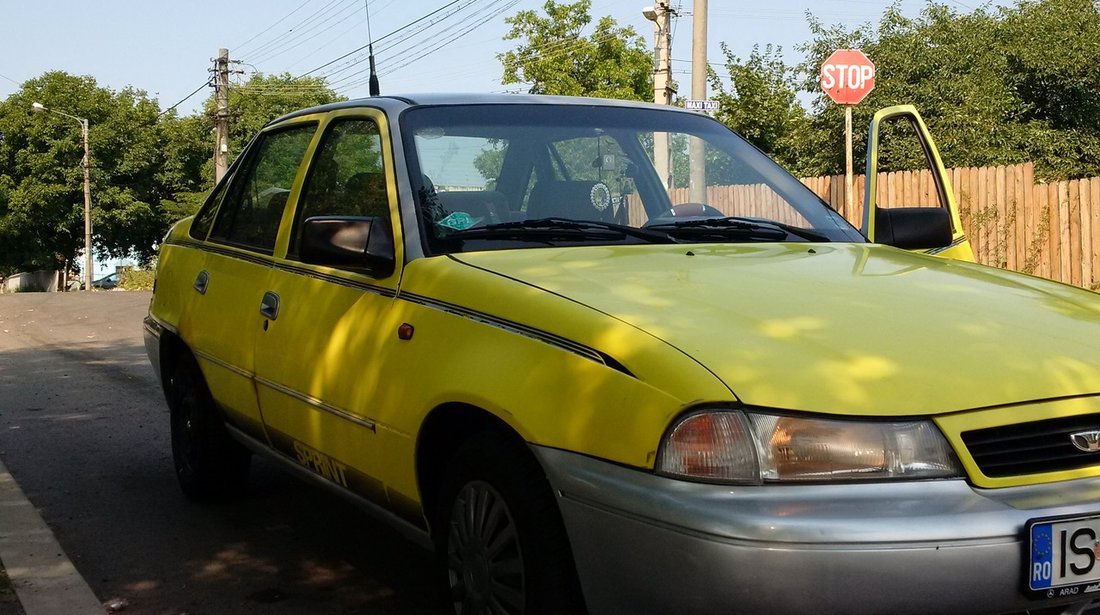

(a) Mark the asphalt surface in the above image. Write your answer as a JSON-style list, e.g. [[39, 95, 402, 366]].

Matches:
[[0, 292, 437, 615]]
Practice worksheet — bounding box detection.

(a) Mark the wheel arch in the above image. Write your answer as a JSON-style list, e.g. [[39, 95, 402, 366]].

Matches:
[[157, 328, 191, 395], [415, 402, 534, 535]]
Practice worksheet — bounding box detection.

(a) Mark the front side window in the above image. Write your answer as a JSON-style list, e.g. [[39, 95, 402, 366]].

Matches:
[[292, 119, 389, 255], [209, 123, 316, 252], [402, 105, 863, 255]]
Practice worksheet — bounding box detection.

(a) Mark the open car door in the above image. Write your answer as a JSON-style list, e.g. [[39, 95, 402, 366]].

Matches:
[[861, 105, 975, 262]]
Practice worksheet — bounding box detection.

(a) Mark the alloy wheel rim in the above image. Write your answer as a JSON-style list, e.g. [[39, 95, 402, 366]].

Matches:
[[447, 480, 525, 615]]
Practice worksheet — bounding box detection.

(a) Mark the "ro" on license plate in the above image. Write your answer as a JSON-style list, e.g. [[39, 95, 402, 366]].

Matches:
[[1029, 515, 1100, 598]]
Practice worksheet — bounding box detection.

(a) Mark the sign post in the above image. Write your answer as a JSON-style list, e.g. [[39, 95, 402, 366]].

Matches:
[[820, 49, 875, 216]]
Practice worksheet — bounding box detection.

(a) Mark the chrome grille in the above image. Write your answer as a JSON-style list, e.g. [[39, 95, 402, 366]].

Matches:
[[961, 414, 1100, 478]]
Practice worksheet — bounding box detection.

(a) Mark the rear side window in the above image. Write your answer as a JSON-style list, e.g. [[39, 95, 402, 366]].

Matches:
[[292, 119, 389, 255], [209, 124, 316, 253], [189, 179, 227, 240]]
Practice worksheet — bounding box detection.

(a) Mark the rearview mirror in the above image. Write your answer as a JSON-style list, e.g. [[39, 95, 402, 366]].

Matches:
[[300, 216, 395, 275], [874, 207, 952, 250]]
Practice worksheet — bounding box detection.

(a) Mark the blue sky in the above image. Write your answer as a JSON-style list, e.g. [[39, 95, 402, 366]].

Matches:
[[0, 0, 988, 276], [0, 0, 986, 117]]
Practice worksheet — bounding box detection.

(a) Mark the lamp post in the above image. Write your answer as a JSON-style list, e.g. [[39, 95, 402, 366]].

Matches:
[[644, 3, 675, 190], [32, 102, 92, 291]]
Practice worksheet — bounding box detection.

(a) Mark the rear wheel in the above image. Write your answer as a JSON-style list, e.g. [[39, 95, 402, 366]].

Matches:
[[436, 432, 586, 615], [168, 354, 250, 501]]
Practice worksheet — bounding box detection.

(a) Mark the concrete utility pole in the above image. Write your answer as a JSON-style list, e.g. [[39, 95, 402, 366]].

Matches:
[[645, 2, 675, 190], [689, 0, 707, 204], [214, 48, 230, 184]]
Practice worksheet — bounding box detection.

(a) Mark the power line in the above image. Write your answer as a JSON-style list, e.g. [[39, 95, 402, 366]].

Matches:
[[318, 0, 480, 85], [0, 72, 20, 87], [246, 0, 356, 61], [250, 1, 364, 65], [248, 0, 361, 64], [235, 0, 314, 53], [159, 79, 212, 117], [294, 0, 465, 79]]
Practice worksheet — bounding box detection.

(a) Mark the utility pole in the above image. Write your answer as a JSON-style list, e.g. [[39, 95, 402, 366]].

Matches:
[[214, 48, 230, 184], [645, 3, 675, 190], [689, 0, 707, 204]]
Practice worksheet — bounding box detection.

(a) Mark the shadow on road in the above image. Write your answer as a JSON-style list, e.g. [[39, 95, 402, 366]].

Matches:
[[0, 296, 438, 614]]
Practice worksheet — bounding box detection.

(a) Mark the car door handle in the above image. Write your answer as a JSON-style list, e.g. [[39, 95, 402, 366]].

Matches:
[[259, 291, 280, 321], [193, 270, 210, 295]]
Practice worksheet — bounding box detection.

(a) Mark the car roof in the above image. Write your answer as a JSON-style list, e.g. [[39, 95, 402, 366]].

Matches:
[[268, 93, 698, 126]]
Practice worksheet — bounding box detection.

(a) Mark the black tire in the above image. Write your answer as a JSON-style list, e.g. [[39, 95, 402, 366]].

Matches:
[[435, 431, 587, 615], [167, 354, 251, 501]]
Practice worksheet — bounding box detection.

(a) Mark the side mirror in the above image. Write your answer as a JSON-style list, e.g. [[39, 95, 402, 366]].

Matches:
[[873, 207, 952, 250], [300, 216, 395, 275]]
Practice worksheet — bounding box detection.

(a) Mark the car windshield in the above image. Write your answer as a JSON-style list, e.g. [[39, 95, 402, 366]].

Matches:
[[402, 103, 865, 254]]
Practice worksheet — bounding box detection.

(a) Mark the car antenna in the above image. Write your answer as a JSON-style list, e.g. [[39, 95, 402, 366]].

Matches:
[[365, 0, 380, 96]]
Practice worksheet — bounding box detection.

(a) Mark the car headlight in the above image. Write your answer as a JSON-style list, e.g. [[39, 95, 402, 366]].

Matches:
[[656, 409, 962, 484]]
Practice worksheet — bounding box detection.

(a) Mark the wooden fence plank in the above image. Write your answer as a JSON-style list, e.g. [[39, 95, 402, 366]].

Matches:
[[1058, 182, 1071, 285], [1037, 183, 1050, 280], [1020, 164, 1035, 274], [1086, 179, 1095, 290], [958, 167, 972, 240], [1069, 181, 1082, 288], [997, 165, 1011, 270], [987, 166, 1000, 267], [1093, 178, 1100, 290]]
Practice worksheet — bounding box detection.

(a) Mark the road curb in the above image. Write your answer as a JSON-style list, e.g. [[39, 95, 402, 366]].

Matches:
[[0, 457, 103, 615]]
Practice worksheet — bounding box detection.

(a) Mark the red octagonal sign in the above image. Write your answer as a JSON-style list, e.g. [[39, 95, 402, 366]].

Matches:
[[820, 49, 876, 105]]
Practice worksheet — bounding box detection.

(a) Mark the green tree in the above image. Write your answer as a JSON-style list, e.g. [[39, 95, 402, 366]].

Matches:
[[499, 0, 652, 100], [0, 72, 172, 274], [708, 43, 810, 172], [794, 0, 1100, 179]]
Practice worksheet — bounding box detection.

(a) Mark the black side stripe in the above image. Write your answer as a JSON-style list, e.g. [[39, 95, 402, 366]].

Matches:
[[398, 292, 634, 377], [162, 238, 635, 378]]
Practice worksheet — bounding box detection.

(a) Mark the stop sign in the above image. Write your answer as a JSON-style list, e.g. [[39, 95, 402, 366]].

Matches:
[[820, 49, 875, 105]]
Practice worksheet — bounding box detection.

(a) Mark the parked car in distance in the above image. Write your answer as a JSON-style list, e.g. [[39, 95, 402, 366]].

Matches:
[[92, 271, 119, 290], [144, 94, 1100, 614]]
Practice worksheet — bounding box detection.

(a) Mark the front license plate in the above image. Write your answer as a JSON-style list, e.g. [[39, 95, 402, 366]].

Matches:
[[1029, 515, 1100, 598]]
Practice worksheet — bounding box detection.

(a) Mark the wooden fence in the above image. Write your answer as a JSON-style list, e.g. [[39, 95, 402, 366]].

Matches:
[[801, 163, 1100, 291]]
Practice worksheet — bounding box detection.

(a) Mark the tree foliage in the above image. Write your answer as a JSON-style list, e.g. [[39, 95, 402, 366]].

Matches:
[[0, 72, 170, 274], [708, 44, 810, 172], [0, 70, 340, 276], [794, 0, 1100, 179], [499, 0, 652, 101]]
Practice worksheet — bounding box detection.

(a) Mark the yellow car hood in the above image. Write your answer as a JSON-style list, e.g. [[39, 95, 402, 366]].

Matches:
[[454, 243, 1100, 416]]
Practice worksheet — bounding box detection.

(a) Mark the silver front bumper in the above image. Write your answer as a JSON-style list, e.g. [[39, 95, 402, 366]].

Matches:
[[533, 445, 1100, 615]]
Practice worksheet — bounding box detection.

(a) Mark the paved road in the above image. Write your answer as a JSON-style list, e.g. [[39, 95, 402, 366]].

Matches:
[[0, 292, 437, 615]]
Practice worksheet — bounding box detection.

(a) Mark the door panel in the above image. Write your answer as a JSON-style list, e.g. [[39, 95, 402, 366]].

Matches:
[[862, 105, 975, 262], [186, 121, 319, 439], [253, 112, 403, 508]]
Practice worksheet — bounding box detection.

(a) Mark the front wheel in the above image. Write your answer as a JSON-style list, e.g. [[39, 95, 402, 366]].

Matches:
[[168, 354, 250, 501], [437, 433, 586, 615]]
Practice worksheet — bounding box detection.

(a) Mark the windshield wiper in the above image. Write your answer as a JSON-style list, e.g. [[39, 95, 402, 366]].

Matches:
[[447, 217, 678, 244], [645, 216, 830, 242]]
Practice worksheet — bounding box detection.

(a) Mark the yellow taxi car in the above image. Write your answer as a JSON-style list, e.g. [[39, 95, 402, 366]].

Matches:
[[145, 94, 1100, 614]]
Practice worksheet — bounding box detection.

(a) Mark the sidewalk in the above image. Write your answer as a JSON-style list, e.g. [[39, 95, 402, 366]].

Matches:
[[0, 457, 102, 615]]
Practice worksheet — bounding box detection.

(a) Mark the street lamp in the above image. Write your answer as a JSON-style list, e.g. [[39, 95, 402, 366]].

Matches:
[[31, 102, 93, 292]]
